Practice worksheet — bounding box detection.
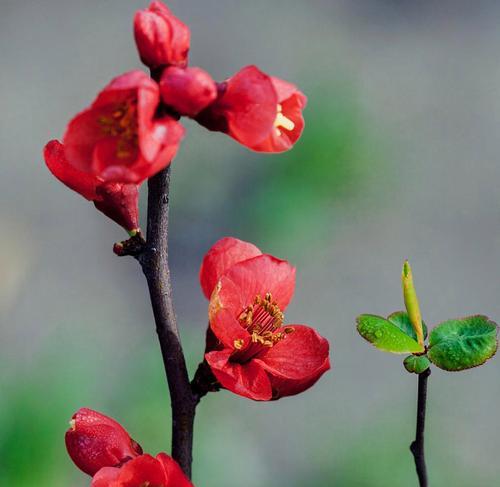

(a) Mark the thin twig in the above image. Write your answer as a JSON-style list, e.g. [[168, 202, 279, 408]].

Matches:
[[410, 368, 431, 487], [138, 166, 197, 478]]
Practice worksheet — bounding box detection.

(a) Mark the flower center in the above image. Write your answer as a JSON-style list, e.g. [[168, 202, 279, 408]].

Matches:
[[98, 101, 139, 159], [274, 104, 295, 136], [231, 293, 293, 362]]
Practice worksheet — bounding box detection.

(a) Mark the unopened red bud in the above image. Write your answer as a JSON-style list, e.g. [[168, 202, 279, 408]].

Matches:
[[134, 1, 190, 69], [160, 66, 217, 117], [65, 408, 142, 476], [113, 242, 125, 256]]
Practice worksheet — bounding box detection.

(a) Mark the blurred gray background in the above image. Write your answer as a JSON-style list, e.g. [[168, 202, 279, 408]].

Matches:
[[1, 0, 499, 485]]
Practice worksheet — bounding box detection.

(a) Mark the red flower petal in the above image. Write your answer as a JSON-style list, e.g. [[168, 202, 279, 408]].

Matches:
[[251, 77, 307, 153], [92, 70, 155, 109], [63, 107, 111, 174], [208, 254, 296, 325], [136, 117, 185, 179], [199, 237, 262, 300], [91, 466, 121, 487], [44, 140, 99, 200], [112, 454, 166, 486], [255, 325, 330, 398], [98, 117, 184, 183], [91, 137, 140, 178], [91, 454, 193, 487], [156, 453, 194, 487], [136, 74, 165, 162], [205, 349, 272, 400], [208, 308, 248, 349], [65, 408, 142, 476]]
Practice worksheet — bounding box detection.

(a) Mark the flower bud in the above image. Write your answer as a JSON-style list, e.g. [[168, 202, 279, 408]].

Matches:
[[134, 1, 190, 69], [160, 66, 217, 117], [65, 408, 142, 476]]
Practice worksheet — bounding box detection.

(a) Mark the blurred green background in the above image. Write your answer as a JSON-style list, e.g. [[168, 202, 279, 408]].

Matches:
[[1, 0, 500, 486]]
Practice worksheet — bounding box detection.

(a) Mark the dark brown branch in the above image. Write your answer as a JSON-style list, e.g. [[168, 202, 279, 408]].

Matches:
[[138, 166, 197, 478], [410, 368, 431, 487]]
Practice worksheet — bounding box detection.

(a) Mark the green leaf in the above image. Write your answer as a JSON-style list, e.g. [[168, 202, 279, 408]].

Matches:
[[403, 355, 431, 374], [387, 311, 428, 341], [356, 314, 425, 354], [428, 315, 498, 371]]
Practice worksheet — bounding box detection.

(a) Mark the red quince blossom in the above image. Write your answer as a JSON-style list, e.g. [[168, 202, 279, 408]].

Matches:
[[134, 1, 190, 69], [91, 453, 193, 487], [44, 140, 140, 232], [65, 408, 143, 476], [196, 65, 307, 153], [160, 66, 217, 117], [49, 70, 184, 185], [200, 237, 330, 401]]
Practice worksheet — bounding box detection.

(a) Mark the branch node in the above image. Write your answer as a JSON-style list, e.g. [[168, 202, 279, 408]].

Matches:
[[113, 232, 146, 257], [191, 360, 221, 402]]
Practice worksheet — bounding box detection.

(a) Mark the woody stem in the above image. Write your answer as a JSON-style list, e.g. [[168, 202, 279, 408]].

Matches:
[[139, 166, 197, 477], [410, 368, 431, 487]]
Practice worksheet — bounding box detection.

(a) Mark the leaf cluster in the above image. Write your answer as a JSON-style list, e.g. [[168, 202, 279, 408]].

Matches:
[[357, 312, 498, 373]]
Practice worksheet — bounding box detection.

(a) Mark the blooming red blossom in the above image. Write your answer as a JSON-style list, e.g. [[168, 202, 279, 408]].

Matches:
[[65, 408, 143, 476], [200, 237, 330, 401], [160, 66, 217, 117], [51, 70, 184, 185], [44, 140, 140, 232], [91, 453, 193, 487], [196, 66, 306, 153], [134, 1, 190, 69]]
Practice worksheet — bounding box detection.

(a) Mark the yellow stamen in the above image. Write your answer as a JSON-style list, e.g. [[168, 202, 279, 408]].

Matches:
[[273, 104, 295, 136], [232, 293, 293, 361], [98, 101, 138, 159]]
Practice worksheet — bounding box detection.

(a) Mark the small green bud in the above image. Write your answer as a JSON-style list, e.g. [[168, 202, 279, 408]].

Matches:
[[402, 260, 424, 347], [403, 355, 430, 374]]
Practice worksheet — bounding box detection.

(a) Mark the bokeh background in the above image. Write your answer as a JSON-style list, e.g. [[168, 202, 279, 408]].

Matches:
[[1, 0, 500, 485]]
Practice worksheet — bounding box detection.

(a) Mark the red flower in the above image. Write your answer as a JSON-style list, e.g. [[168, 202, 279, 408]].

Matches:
[[44, 140, 140, 232], [91, 453, 193, 487], [196, 66, 306, 153], [134, 1, 190, 69], [65, 408, 143, 476], [160, 66, 217, 118], [200, 237, 330, 401], [54, 70, 184, 185]]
